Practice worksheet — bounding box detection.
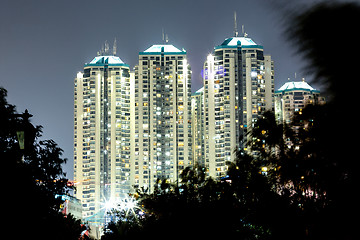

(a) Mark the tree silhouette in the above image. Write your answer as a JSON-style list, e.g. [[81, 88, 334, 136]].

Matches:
[[287, 2, 360, 104], [1, 87, 84, 240], [286, 2, 359, 239]]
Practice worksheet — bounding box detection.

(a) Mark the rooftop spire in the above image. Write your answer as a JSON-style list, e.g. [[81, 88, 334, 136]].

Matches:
[[234, 11, 238, 37], [162, 28, 169, 43], [242, 24, 248, 37], [162, 28, 165, 42], [104, 40, 110, 54], [113, 38, 117, 56]]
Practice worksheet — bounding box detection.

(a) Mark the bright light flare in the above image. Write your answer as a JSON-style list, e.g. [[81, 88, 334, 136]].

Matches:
[[119, 195, 140, 217], [103, 199, 115, 211], [101, 195, 142, 217]]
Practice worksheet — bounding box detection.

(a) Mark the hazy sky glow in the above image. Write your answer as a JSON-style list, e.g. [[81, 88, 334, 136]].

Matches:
[[1, 0, 339, 179]]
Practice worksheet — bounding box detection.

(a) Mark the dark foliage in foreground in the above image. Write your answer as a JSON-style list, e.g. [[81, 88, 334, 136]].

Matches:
[[1, 87, 85, 240], [285, 2, 358, 239]]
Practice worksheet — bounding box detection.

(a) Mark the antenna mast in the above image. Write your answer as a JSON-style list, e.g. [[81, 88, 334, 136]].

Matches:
[[113, 38, 117, 56], [162, 28, 165, 43], [162, 28, 169, 43], [104, 40, 110, 55], [234, 11, 238, 37]]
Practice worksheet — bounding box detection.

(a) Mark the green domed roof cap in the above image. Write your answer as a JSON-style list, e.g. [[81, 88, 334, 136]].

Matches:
[[86, 56, 129, 67], [276, 81, 320, 93], [140, 44, 186, 55], [216, 37, 263, 49]]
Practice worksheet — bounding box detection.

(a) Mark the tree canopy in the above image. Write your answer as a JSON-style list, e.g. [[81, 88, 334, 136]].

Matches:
[[1, 87, 85, 240]]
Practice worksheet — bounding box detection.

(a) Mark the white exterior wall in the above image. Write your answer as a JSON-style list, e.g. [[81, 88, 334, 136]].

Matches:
[[264, 55, 274, 111], [74, 72, 84, 206], [204, 54, 216, 177]]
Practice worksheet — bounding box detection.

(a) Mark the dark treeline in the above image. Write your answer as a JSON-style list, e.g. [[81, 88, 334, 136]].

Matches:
[[1, 87, 87, 239]]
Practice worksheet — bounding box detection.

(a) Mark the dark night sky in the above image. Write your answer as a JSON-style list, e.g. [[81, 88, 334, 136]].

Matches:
[[0, 0, 344, 179]]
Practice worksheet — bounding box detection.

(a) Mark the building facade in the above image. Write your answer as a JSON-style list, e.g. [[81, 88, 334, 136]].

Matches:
[[74, 48, 133, 220], [57, 195, 83, 220], [133, 44, 192, 192], [191, 87, 205, 167], [275, 79, 325, 124], [203, 34, 274, 178]]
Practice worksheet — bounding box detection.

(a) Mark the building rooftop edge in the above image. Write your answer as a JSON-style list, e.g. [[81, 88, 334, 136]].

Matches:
[[85, 63, 130, 67], [215, 36, 263, 50], [214, 45, 264, 50], [84, 55, 129, 67], [140, 44, 186, 55], [275, 81, 320, 93], [275, 88, 320, 94]]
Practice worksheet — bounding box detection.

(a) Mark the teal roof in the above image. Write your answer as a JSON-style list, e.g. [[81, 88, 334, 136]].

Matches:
[[276, 81, 320, 93], [192, 87, 204, 96], [85, 56, 129, 67], [140, 44, 186, 55], [215, 37, 263, 49]]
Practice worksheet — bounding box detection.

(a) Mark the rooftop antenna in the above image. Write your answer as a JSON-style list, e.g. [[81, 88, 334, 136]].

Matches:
[[242, 25, 248, 37], [100, 44, 105, 56], [112, 38, 117, 56], [162, 28, 169, 43], [162, 28, 165, 43], [234, 11, 238, 37], [104, 40, 110, 55], [294, 72, 297, 80]]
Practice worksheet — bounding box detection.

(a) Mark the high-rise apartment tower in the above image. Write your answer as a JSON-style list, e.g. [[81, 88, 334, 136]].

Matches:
[[74, 43, 133, 220], [203, 32, 274, 178], [133, 44, 192, 192]]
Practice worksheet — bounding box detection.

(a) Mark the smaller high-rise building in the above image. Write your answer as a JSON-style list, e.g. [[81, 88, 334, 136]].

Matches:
[[275, 79, 325, 123], [191, 87, 205, 167]]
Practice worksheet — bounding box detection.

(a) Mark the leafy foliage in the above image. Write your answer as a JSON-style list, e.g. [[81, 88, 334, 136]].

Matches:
[[285, 2, 358, 238], [1, 87, 84, 239]]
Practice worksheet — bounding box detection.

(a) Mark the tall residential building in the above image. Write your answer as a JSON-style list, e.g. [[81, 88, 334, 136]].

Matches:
[[203, 33, 274, 178], [74, 43, 133, 221], [275, 79, 325, 124], [191, 87, 205, 167], [133, 44, 192, 192]]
